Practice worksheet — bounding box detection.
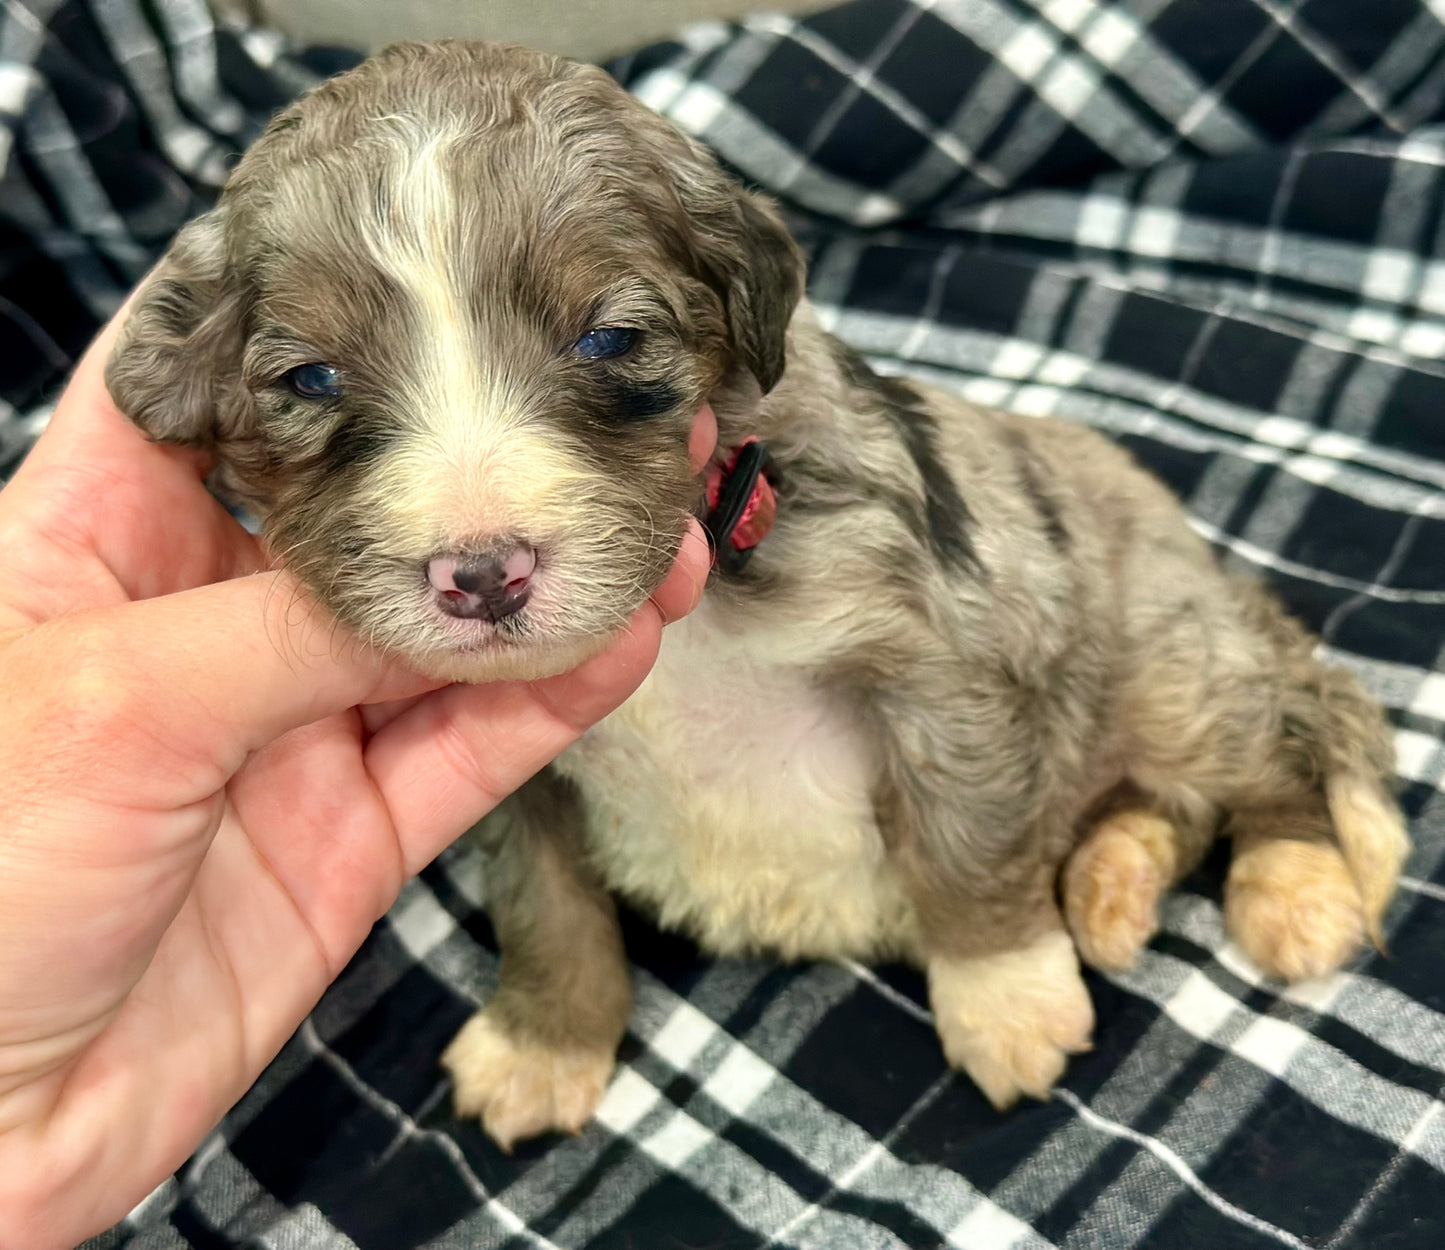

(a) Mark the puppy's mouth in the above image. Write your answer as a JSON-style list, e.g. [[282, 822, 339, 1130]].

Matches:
[[426, 612, 528, 649], [400, 541, 646, 682], [408, 583, 622, 683], [294, 517, 685, 683]]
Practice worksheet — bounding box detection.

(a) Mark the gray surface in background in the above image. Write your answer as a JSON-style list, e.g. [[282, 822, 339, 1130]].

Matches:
[[242, 0, 834, 61]]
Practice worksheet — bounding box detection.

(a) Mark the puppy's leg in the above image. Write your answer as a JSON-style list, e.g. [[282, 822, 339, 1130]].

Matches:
[[1224, 799, 1368, 982], [927, 924, 1095, 1110], [442, 769, 629, 1150], [1118, 580, 1406, 983], [1063, 793, 1216, 973], [878, 747, 1093, 1110]]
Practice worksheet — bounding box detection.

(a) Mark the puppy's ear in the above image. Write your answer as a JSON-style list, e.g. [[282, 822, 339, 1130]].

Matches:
[[106, 208, 241, 446], [664, 149, 804, 393], [709, 190, 805, 394]]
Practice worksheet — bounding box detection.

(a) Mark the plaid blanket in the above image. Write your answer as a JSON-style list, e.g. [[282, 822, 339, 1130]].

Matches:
[[5, 0, 1444, 1246]]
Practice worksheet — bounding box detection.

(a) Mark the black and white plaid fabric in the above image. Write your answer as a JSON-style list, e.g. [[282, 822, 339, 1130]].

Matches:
[[4, 0, 1444, 1246]]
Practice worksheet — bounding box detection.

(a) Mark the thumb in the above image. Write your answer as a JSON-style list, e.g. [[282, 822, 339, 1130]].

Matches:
[[9, 571, 438, 811]]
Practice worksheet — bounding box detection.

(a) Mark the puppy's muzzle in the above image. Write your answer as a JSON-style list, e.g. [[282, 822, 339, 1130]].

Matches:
[[427, 542, 536, 622]]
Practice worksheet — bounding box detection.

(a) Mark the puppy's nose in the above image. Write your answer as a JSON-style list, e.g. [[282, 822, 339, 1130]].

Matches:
[[427, 544, 536, 622]]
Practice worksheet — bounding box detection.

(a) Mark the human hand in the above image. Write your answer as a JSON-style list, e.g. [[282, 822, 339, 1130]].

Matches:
[[0, 306, 716, 1248]]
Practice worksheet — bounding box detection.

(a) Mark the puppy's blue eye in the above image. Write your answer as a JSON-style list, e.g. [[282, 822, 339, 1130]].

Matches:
[[286, 363, 342, 399], [574, 327, 637, 359]]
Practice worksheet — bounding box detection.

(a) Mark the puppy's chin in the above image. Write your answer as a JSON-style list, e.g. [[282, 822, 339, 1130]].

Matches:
[[406, 628, 620, 685]]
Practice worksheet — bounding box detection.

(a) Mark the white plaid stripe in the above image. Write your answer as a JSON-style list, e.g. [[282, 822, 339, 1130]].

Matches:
[[936, 0, 1178, 174], [939, 179, 1445, 339], [822, 307, 1445, 492], [301, 1019, 567, 1249], [1402, 874, 1445, 901], [1112, 943, 1445, 1173], [1315, 13, 1445, 136], [1041, 0, 1265, 154], [758, 7, 1014, 193], [1326, 1103, 1445, 1249], [1250, 0, 1416, 135], [15, 85, 150, 274], [90, 0, 232, 183], [149, 0, 247, 138], [1056, 1090, 1317, 1250]]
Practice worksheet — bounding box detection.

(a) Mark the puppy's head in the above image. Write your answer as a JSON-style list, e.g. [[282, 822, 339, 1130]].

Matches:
[[107, 41, 803, 680]]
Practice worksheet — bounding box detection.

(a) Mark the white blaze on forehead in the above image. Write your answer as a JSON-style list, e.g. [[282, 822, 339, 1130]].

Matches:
[[362, 125, 511, 435], [356, 123, 590, 542]]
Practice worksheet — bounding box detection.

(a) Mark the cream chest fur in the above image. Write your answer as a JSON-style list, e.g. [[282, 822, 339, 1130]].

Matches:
[[556, 598, 919, 960]]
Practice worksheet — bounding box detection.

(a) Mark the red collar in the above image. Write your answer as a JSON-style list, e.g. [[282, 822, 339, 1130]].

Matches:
[[702, 438, 776, 574]]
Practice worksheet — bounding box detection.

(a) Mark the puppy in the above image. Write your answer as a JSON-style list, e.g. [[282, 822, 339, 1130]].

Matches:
[[107, 41, 1409, 1148]]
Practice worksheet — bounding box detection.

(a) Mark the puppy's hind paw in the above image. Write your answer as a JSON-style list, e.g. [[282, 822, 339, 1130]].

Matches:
[[1063, 810, 1175, 973], [929, 930, 1094, 1110], [1225, 837, 1364, 982], [442, 1009, 616, 1151]]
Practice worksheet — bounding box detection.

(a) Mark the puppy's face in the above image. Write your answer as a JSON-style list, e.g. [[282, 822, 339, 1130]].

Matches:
[[108, 42, 802, 680]]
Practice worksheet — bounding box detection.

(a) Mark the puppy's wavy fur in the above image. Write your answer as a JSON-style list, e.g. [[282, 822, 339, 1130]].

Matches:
[[108, 41, 1408, 1147]]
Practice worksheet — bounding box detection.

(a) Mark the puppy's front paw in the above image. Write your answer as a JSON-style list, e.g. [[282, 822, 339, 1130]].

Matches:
[[929, 930, 1094, 1110], [442, 1010, 616, 1151], [1063, 810, 1175, 973], [1225, 837, 1364, 982]]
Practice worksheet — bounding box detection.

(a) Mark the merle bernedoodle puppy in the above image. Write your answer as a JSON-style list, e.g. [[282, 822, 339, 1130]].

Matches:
[[108, 41, 1407, 1149]]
